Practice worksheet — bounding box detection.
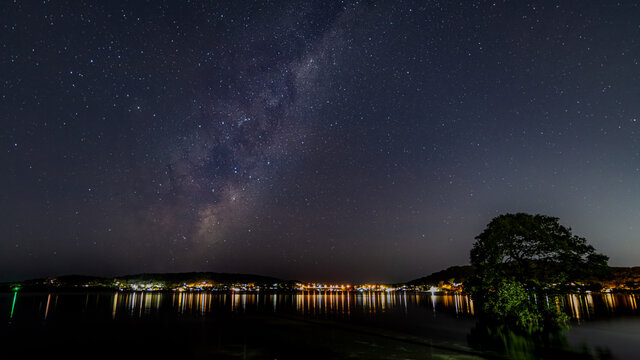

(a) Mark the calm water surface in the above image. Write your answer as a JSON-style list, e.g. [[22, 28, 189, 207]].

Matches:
[[4, 291, 639, 320], [2, 291, 639, 359]]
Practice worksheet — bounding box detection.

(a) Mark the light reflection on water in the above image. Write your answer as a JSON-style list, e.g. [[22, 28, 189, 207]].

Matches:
[[6, 291, 640, 321], [565, 293, 640, 322]]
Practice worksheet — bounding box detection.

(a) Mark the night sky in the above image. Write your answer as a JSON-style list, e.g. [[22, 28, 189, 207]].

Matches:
[[2, 1, 639, 283]]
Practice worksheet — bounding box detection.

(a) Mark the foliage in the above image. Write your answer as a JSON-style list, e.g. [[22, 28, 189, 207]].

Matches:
[[467, 213, 609, 332], [480, 279, 570, 332], [470, 213, 609, 290], [467, 320, 613, 360], [482, 279, 542, 331]]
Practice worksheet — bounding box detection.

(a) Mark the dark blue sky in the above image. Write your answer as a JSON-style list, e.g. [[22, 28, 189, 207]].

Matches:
[[1, 1, 639, 282]]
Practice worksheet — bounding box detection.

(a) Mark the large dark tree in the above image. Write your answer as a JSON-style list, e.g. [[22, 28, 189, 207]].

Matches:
[[467, 213, 609, 331]]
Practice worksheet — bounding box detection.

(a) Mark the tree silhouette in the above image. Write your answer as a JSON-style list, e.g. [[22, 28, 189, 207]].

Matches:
[[467, 213, 609, 331]]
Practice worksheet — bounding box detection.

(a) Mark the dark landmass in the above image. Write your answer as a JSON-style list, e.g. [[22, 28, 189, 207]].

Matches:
[[116, 271, 282, 286], [3, 266, 640, 292], [407, 265, 475, 290], [2, 272, 288, 292], [603, 266, 640, 290], [406, 265, 640, 292]]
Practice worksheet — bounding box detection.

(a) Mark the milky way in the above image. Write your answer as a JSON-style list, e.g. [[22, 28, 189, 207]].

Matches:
[[2, 1, 639, 282]]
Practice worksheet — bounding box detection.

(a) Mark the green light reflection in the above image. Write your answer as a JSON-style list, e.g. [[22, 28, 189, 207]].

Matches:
[[10, 291, 17, 318]]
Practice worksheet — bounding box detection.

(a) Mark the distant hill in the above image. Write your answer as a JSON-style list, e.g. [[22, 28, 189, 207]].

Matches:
[[407, 265, 640, 292], [407, 266, 474, 287], [4, 272, 284, 291], [5, 267, 640, 292], [52, 275, 110, 284], [114, 272, 282, 287], [603, 267, 640, 290], [4, 274, 111, 289]]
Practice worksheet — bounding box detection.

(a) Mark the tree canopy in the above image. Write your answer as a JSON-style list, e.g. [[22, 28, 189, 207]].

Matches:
[[470, 213, 609, 289], [467, 213, 609, 331]]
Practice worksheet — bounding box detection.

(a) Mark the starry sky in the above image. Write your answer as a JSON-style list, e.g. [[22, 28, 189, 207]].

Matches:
[[1, 1, 639, 283]]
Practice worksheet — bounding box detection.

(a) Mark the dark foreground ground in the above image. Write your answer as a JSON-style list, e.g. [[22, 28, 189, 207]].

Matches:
[[2, 311, 485, 360]]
